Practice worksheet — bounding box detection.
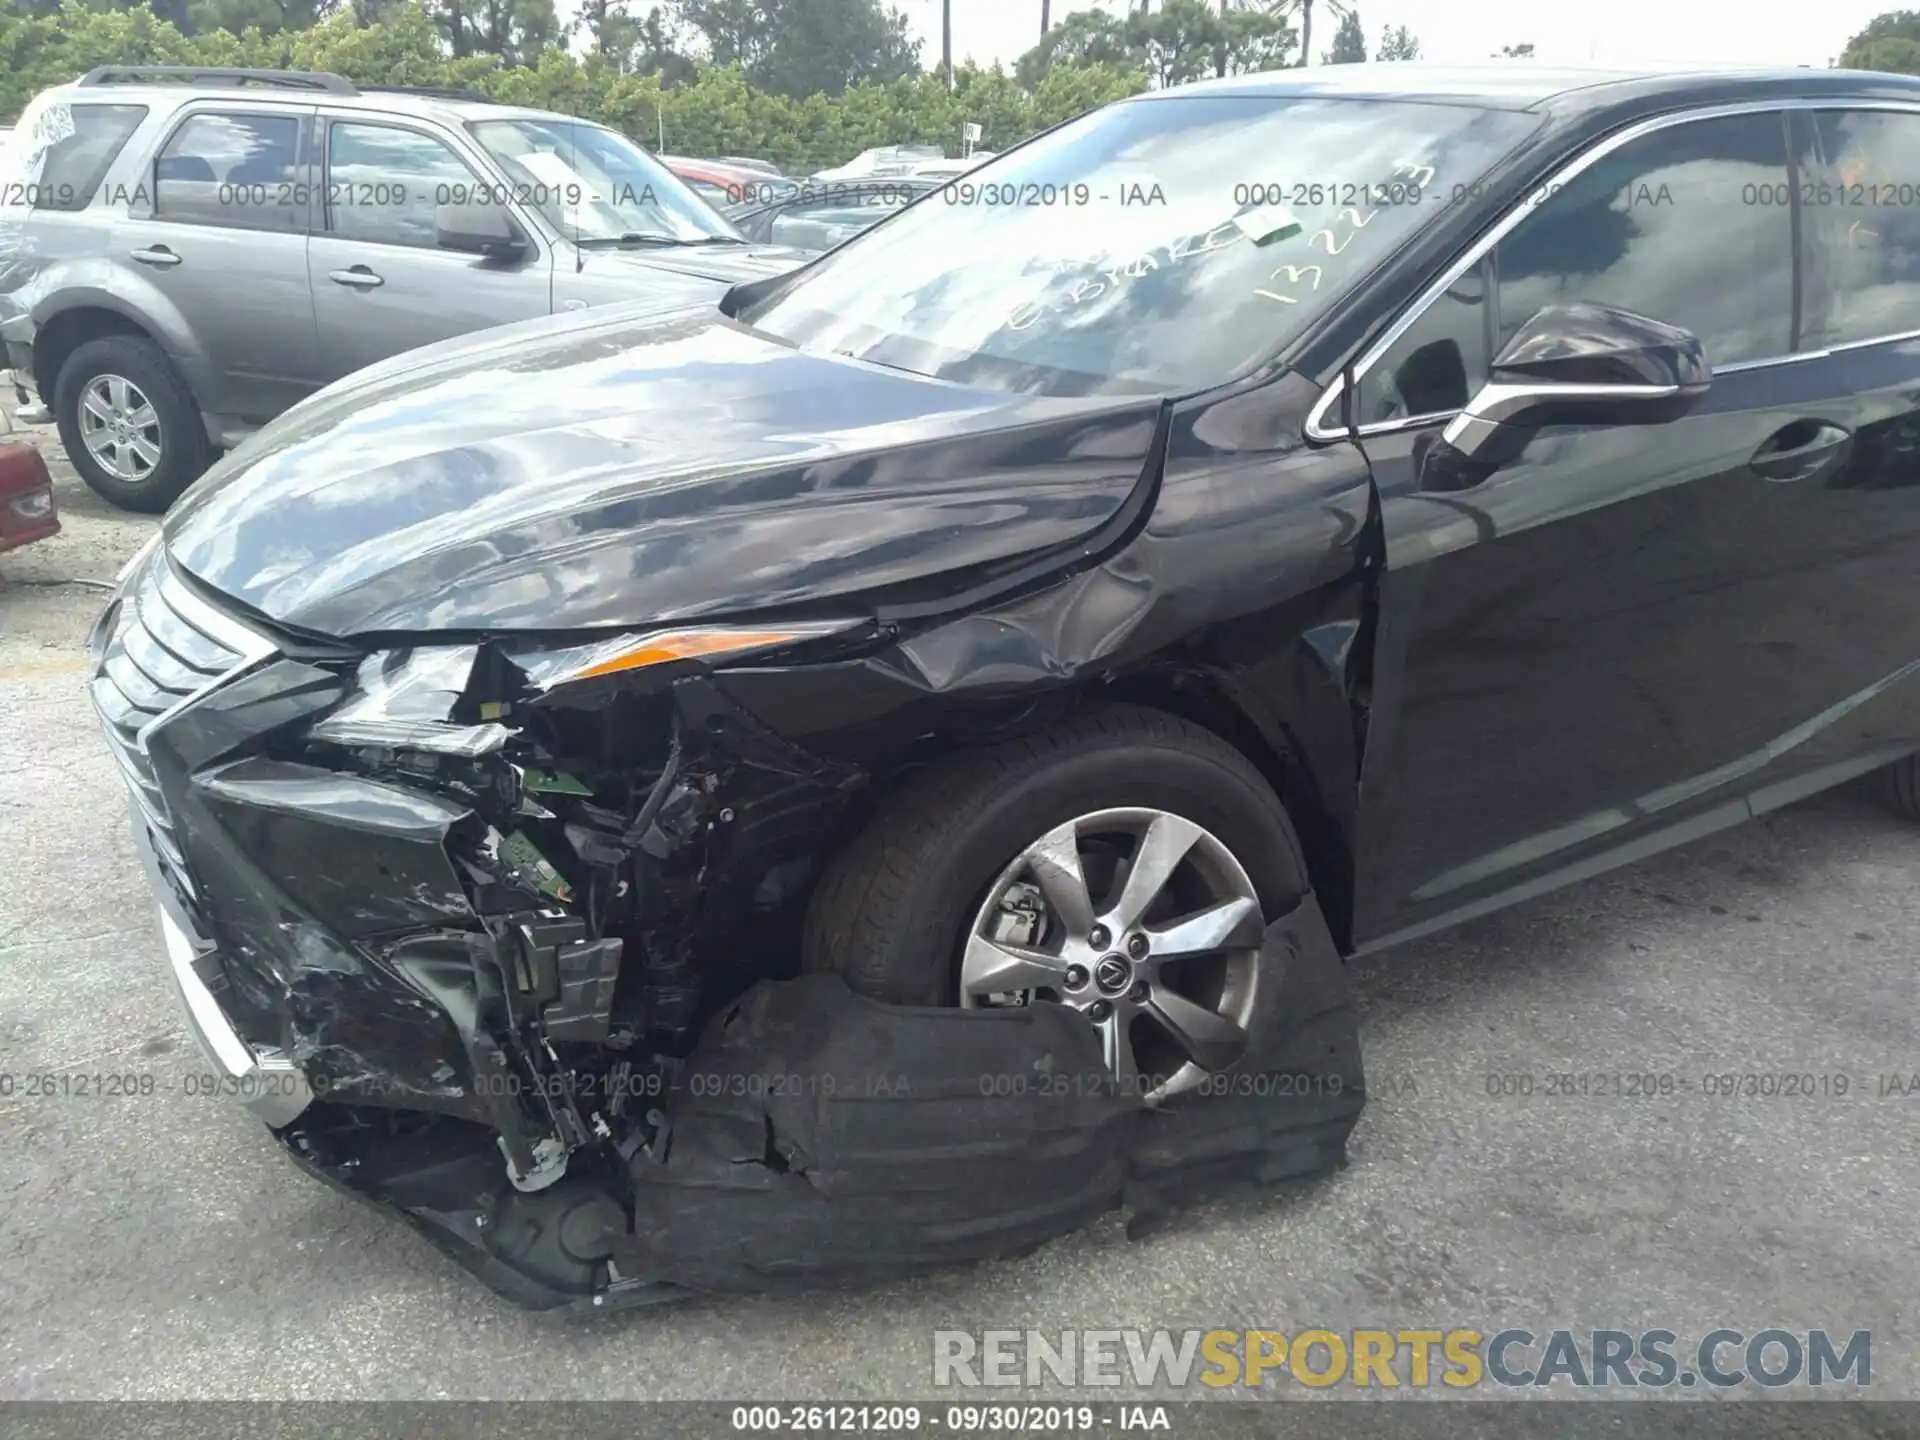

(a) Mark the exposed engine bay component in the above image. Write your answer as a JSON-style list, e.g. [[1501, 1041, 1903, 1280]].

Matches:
[[279, 893, 1365, 1308]]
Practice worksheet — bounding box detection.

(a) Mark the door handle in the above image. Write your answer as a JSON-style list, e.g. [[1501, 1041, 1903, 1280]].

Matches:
[[1750, 421, 1853, 482], [328, 265, 385, 290], [129, 246, 182, 268]]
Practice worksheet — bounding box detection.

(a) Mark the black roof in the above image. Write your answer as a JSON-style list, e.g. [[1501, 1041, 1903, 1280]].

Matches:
[[1138, 62, 1920, 113]]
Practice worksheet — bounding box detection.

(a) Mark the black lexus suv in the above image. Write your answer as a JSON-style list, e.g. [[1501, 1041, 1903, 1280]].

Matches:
[[89, 63, 1920, 1307]]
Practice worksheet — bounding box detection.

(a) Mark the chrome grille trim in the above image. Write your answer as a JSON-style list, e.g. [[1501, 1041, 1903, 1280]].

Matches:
[[88, 552, 279, 905]]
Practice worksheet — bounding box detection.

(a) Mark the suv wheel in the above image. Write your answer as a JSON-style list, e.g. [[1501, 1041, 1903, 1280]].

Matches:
[[1879, 754, 1920, 820], [801, 705, 1309, 1103], [54, 335, 211, 513]]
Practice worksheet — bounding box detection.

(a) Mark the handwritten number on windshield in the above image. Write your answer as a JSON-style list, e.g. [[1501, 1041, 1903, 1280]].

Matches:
[[1253, 161, 1429, 308], [1254, 263, 1324, 305], [1004, 221, 1245, 330]]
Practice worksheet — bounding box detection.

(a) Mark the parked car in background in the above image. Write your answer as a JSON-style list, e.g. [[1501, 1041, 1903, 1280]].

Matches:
[[0, 421, 59, 554], [716, 155, 785, 176], [0, 67, 810, 512], [906, 152, 996, 181], [659, 154, 798, 210], [728, 177, 938, 250], [809, 143, 944, 182]]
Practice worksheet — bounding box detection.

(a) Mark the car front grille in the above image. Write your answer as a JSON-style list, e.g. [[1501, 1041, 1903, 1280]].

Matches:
[[88, 551, 277, 905]]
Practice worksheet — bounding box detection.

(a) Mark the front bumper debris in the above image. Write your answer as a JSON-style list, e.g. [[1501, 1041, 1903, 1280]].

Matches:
[[154, 902, 312, 1128], [93, 549, 1368, 1308], [273, 894, 1365, 1310]]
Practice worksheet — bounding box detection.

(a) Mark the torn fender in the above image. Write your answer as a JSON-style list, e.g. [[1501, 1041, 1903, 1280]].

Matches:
[[277, 889, 1366, 1309]]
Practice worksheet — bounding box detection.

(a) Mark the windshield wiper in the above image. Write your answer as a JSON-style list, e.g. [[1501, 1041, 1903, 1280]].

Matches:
[[577, 232, 700, 248]]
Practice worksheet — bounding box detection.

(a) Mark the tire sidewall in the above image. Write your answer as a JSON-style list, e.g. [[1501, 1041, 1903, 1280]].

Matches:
[[875, 744, 1306, 1007], [54, 338, 204, 513]]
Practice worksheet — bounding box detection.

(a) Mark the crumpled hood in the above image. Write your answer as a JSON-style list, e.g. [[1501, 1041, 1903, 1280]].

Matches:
[[163, 304, 1166, 638]]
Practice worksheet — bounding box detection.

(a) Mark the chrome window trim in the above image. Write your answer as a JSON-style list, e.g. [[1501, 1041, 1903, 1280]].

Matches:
[[1303, 97, 1920, 444]]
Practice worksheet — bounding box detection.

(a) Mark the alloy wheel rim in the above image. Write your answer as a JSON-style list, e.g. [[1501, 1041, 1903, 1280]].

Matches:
[[961, 806, 1263, 1103], [78, 374, 163, 483]]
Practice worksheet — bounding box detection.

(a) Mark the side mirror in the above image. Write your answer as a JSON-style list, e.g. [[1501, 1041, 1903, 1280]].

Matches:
[[435, 202, 526, 260], [1439, 302, 1711, 470]]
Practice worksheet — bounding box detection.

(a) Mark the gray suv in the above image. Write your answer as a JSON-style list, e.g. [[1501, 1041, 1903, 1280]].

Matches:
[[0, 67, 809, 512]]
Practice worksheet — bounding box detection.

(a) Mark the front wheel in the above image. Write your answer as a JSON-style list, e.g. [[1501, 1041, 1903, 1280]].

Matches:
[[1879, 754, 1920, 820], [54, 335, 211, 513], [801, 705, 1309, 1103]]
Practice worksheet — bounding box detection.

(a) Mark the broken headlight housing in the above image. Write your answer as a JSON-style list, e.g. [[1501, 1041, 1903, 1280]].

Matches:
[[308, 623, 860, 757]]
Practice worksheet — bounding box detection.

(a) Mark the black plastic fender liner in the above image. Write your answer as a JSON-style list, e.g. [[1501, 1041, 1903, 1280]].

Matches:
[[1123, 889, 1366, 1234], [613, 978, 1139, 1294], [276, 888, 1366, 1310]]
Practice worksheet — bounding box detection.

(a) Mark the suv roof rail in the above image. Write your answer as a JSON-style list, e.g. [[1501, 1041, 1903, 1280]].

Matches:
[[357, 83, 493, 102], [76, 66, 359, 95]]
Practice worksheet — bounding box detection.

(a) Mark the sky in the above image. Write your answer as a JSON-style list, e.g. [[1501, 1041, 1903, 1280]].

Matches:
[[891, 0, 1894, 71]]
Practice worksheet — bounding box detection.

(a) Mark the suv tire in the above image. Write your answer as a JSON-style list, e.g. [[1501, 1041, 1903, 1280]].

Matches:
[[801, 704, 1309, 1010], [1880, 755, 1920, 821], [54, 335, 211, 514]]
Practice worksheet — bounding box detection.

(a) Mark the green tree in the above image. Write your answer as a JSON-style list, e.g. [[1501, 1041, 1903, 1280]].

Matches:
[[1840, 10, 1920, 71], [575, 0, 639, 64], [1375, 21, 1417, 59], [1125, 0, 1222, 86], [1013, 6, 1128, 86], [1273, 0, 1352, 66], [185, 0, 340, 35], [675, 0, 919, 98], [0, 0, 1145, 167], [1322, 6, 1363, 61], [1215, 1, 1292, 76], [419, 0, 557, 61]]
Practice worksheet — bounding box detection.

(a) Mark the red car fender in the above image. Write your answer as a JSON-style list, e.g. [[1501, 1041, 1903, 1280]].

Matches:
[[0, 441, 60, 552]]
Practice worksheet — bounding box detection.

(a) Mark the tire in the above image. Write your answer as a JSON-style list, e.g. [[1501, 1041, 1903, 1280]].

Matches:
[[1879, 754, 1920, 820], [801, 704, 1309, 1012], [54, 335, 211, 513]]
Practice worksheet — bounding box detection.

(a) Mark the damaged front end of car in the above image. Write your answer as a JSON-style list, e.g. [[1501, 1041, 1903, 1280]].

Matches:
[[91, 515, 1369, 1309]]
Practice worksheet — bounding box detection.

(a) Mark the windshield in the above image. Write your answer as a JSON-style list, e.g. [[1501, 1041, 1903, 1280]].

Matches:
[[742, 95, 1538, 395], [469, 118, 742, 246]]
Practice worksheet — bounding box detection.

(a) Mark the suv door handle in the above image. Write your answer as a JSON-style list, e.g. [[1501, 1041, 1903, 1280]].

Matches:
[[130, 246, 181, 268], [328, 265, 385, 290], [1750, 421, 1853, 482]]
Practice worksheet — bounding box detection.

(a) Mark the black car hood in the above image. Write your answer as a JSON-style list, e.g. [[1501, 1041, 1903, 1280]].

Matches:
[[163, 306, 1166, 638]]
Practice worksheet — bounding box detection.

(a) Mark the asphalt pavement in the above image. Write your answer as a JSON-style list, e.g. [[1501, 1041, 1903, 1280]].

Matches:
[[0, 425, 1914, 1406]]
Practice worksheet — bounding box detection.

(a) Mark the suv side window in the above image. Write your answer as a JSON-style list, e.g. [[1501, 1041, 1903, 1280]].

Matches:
[[326, 122, 481, 249], [1358, 111, 1795, 423], [1494, 111, 1793, 368], [29, 103, 148, 213], [1797, 110, 1920, 349], [154, 111, 303, 233], [1354, 259, 1495, 426]]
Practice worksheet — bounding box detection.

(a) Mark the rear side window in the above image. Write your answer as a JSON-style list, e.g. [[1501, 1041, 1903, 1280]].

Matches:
[[22, 103, 148, 212], [154, 112, 303, 233], [1797, 110, 1920, 348], [1493, 111, 1794, 369]]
